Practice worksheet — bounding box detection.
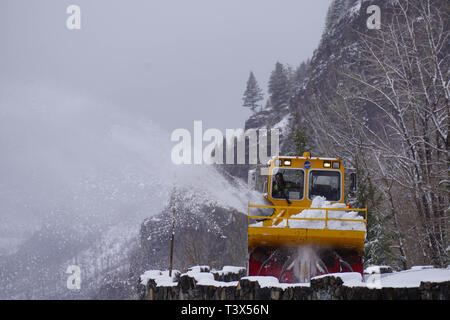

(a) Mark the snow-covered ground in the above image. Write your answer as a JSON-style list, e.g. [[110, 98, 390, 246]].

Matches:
[[321, 266, 450, 288], [141, 265, 450, 289]]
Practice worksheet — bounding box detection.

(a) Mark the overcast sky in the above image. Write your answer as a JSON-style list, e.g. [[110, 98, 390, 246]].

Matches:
[[0, 0, 331, 133], [0, 1, 332, 238]]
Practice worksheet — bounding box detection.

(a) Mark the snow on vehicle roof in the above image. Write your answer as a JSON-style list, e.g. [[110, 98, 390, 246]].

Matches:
[[267, 155, 340, 165], [270, 156, 339, 161]]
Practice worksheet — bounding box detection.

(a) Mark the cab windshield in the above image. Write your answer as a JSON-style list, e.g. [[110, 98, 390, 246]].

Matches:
[[308, 170, 341, 201], [271, 168, 304, 200]]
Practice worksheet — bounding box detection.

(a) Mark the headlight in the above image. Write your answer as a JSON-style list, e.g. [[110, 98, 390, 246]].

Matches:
[[323, 161, 331, 168], [283, 160, 291, 166]]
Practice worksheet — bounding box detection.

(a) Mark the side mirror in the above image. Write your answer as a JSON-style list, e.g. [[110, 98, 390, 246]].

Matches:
[[350, 173, 357, 193]]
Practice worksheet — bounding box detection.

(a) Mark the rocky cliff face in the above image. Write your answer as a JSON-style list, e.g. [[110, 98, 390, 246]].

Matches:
[[129, 187, 248, 289], [242, 0, 391, 157], [220, 1, 384, 182]]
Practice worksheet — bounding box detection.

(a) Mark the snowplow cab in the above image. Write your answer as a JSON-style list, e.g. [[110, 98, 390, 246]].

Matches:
[[247, 153, 367, 282]]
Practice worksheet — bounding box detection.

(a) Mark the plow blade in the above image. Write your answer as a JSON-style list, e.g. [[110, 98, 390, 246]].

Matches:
[[248, 227, 365, 254]]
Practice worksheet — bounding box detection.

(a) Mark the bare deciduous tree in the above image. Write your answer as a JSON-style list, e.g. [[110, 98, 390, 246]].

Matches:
[[302, 0, 448, 267]]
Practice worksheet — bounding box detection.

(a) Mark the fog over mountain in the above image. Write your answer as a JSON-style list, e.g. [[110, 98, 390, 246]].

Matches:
[[0, 83, 264, 298], [0, 0, 330, 243], [0, 1, 334, 298]]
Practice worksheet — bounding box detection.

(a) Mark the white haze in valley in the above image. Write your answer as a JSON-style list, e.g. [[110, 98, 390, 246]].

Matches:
[[0, 83, 261, 254]]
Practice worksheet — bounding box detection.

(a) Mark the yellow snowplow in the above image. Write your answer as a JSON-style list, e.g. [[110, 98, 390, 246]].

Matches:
[[247, 153, 367, 282]]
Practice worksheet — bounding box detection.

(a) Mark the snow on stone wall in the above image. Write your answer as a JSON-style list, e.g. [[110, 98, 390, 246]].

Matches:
[[139, 265, 450, 300]]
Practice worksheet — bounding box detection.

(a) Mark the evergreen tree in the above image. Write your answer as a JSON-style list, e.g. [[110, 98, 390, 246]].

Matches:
[[268, 62, 290, 110], [288, 127, 308, 155], [242, 71, 264, 112], [294, 61, 309, 84], [324, 0, 351, 33], [288, 60, 310, 95], [287, 113, 310, 155]]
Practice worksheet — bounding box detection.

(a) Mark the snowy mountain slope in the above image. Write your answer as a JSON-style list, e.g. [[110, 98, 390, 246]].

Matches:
[[0, 83, 261, 299], [129, 172, 265, 291]]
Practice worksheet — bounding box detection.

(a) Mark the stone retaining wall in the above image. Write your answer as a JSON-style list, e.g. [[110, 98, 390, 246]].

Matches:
[[139, 267, 449, 300]]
